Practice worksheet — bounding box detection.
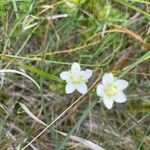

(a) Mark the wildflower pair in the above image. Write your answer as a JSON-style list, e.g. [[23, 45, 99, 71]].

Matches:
[[60, 62, 128, 109]]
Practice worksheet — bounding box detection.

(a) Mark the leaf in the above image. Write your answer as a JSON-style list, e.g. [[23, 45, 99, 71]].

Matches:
[[0, 102, 10, 116], [22, 15, 39, 31], [19, 103, 47, 126], [119, 51, 150, 78], [20, 64, 63, 83], [55, 130, 105, 150], [115, 0, 150, 19], [0, 69, 40, 90]]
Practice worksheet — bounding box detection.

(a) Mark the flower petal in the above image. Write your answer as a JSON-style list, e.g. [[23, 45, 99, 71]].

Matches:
[[114, 79, 129, 90], [60, 71, 70, 81], [81, 69, 92, 80], [76, 83, 87, 94], [102, 73, 114, 85], [103, 96, 114, 109], [96, 84, 104, 97], [114, 92, 127, 103], [71, 62, 81, 74], [65, 83, 75, 94]]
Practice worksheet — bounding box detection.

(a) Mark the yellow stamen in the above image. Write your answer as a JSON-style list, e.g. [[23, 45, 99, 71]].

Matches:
[[104, 84, 117, 97], [70, 74, 84, 84]]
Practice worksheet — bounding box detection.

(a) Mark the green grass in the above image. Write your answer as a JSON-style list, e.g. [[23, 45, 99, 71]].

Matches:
[[0, 0, 150, 150]]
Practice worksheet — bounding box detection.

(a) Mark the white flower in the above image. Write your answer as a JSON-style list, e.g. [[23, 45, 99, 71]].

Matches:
[[60, 62, 92, 94], [96, 73, 128, 109]]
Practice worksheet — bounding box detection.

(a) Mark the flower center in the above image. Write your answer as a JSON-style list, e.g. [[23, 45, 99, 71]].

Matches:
[[70, 74, 84, 84], [104, 84, 117, 97]]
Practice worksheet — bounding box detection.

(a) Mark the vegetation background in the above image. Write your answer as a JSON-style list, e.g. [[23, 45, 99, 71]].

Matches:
[[0, 0, 150, 149]]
